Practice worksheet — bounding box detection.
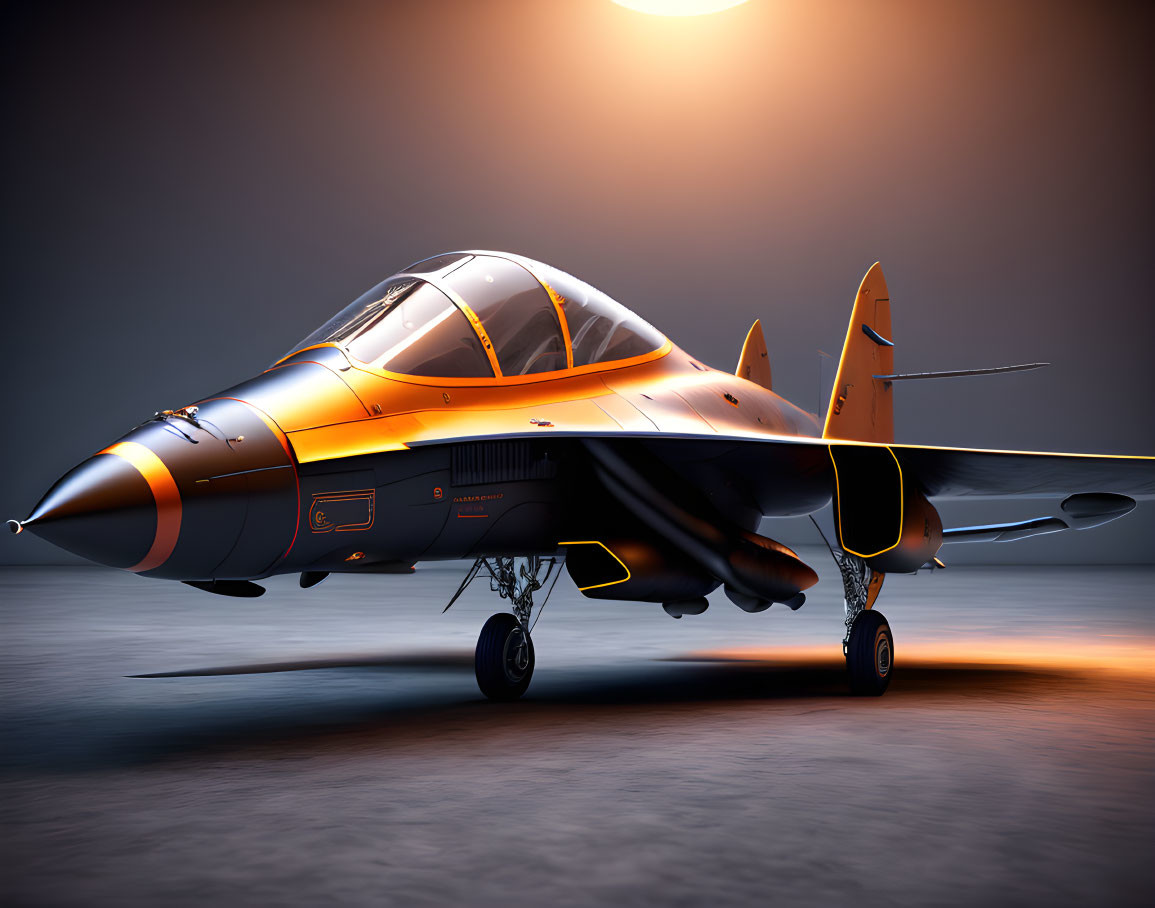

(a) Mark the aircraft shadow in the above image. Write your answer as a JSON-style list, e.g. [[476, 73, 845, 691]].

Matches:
[[3, 657, 1082, 774], [128, 649, 475, 677]]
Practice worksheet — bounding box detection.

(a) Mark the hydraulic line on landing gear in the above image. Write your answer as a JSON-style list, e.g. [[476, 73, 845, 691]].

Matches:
[[444, 555, 564, 630]]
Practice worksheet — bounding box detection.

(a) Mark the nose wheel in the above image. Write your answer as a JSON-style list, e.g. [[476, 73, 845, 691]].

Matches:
[[446, 555, 561, 701], [475, 613, 535, 701]]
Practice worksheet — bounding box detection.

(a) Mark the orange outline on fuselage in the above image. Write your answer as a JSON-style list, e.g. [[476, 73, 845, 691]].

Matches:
[[278, 339, 675, 389], [558, 540, 632, 591]]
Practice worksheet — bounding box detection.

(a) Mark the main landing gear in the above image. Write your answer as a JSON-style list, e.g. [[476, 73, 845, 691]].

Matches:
[[835, 551, 893, 696], [446, 555, 562, 701]]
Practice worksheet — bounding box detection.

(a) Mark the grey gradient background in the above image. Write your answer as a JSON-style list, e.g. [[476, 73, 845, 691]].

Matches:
[[2, 0, 1153, 566]]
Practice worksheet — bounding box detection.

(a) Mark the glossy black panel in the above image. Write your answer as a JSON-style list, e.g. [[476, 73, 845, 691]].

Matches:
[[286, 443, 579, 570], [23, 453, 156, 569], [866, 488, 943, 574], [289, 453, 452, 570], [466, 500, 562, 557], [182, 580, 266, 597], [566, 540, 628, 589], [830, 445, 903, 556], [638, 438, 830, 519], [299, 570, 329, 588], [210, 463, 299, 579], [567, 536, 719, 603]]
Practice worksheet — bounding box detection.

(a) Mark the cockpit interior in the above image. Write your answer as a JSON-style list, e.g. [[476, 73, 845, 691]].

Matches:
[[280, 252, 667, 379]]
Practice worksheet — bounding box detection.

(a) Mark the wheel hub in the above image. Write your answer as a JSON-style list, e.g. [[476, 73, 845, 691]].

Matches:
[[503, 627, 530, 680], [875, 634, 891, 677]]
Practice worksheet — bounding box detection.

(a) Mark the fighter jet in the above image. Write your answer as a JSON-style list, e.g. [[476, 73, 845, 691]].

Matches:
[[10, 251, 1154, 698]]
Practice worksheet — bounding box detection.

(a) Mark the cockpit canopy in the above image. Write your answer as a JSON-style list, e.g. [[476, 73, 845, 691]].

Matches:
[[281, 252, 667, 378]]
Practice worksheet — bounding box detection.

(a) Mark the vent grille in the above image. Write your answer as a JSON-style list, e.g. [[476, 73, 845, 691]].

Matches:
[[451, 441, 557, 487]]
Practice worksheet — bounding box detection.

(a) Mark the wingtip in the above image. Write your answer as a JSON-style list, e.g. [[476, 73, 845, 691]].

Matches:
[[7, 519, 22, 535]]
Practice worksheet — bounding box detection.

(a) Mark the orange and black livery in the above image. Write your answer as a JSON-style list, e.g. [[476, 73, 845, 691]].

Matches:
[[10, 251, 1155, 699]]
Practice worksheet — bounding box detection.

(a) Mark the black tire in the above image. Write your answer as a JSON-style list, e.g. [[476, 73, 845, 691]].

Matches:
[[846, 609, 893, 696], [475, 613, 535, 701]]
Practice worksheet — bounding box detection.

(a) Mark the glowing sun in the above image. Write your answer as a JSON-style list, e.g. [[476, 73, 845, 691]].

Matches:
[[611, 0, 750, 16]]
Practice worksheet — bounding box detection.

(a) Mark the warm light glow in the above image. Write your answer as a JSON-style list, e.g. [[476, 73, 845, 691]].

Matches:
[[682, 638, 1155, 679], [612, 0, 750, 16]]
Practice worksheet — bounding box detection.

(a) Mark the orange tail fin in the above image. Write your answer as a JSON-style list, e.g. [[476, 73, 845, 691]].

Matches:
[[736, 319, 772, 390], [822, 263, 894, 443]]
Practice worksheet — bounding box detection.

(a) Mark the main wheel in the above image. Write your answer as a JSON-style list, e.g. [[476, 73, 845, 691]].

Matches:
[[845, 609, 893, 696], [475, 613, 535, 701]]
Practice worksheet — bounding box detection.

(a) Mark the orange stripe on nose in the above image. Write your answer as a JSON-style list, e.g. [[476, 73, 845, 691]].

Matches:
[[100, 442, 182, 572]]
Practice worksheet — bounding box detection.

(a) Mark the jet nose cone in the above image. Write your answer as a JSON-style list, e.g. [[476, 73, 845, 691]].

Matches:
[[23, 444, 178, 570], [19, 397, 297, 579]]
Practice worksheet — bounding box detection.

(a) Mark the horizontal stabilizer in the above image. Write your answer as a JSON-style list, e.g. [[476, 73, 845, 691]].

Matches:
[[873, 362, 1048, 381]]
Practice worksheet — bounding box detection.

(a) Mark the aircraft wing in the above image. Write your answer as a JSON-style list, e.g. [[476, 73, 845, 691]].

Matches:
[[884, 443, 1155, 500], [617, 434, 1155, 504], [620, 434, 1154, 562], [593, 433, 1155, 556], [411, 428, 1155, 504]]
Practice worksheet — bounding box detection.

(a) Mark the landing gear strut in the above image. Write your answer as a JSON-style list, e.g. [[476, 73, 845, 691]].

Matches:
[[446, 555, 561, 701], [834, 551, 893, 695]]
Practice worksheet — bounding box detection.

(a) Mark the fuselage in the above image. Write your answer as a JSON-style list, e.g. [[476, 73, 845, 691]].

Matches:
[[17, 251, 829, 582]]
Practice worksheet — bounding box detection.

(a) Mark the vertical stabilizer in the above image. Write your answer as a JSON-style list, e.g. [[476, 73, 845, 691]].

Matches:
[[823, 263, 893, 443], [736, 319, 772, 390]]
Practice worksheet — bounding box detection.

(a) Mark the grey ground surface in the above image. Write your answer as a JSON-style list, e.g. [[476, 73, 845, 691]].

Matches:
[[3, 549, 1154, 907]]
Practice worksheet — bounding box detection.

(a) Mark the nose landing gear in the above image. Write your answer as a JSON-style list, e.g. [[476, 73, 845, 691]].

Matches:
[[446, 555, 561, 701], [475, 612, 535, 701]]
